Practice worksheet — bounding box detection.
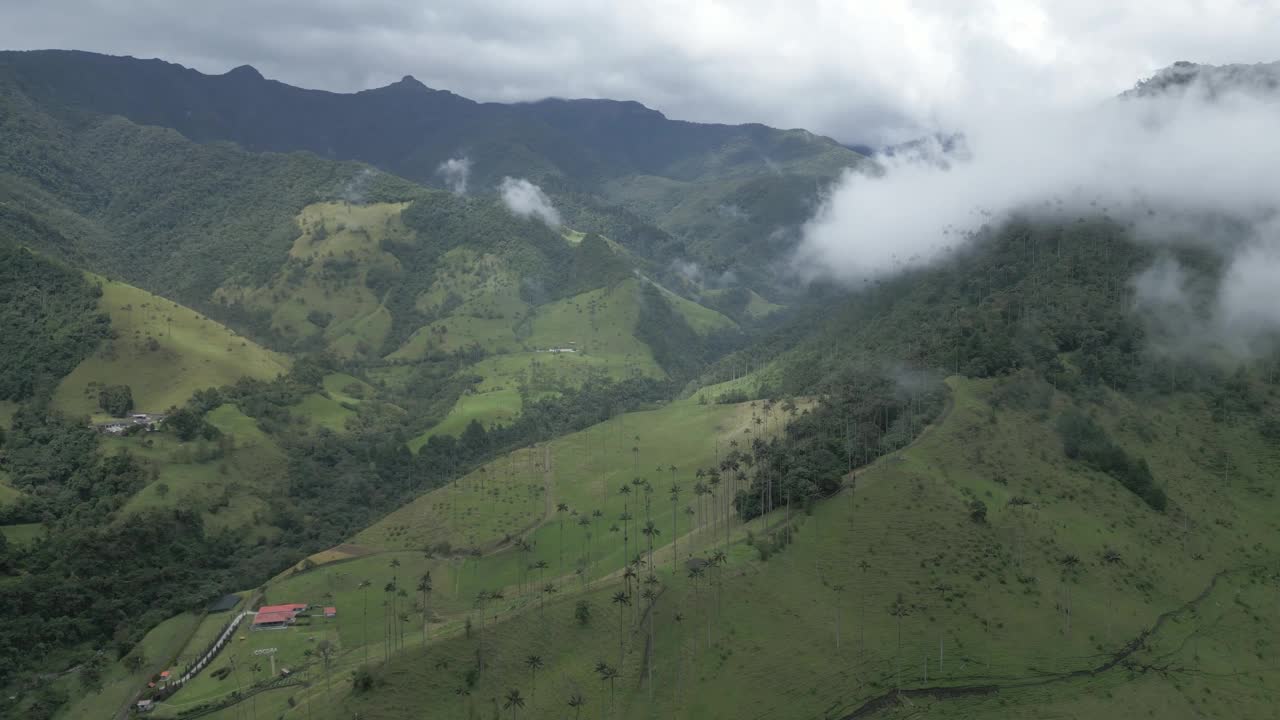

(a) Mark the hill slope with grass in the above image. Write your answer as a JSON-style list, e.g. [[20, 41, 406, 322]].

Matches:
[[53, 275, 289, 419]]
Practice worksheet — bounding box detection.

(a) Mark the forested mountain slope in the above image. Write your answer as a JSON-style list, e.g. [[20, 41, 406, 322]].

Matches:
[[0, 50, 865, 281]]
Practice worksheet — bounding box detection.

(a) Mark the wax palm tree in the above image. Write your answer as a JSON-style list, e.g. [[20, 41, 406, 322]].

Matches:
[[474, 590, 491, 671], [594, 662, 619, 710], [612, 591, 631, 665], [396, 588, 409, 649], [708, 470, 723, 545], [687, 564, 705, 651], [640, 584, 659, 698], [567, 692, 586, 719], [622, 565, 637, 600], [358, 579, 372, 663], [693, 482, 708, 529], [888, 593, 911, 690], [669, 483, 681, 571], [619, 484, 632, 548], [524, 655, 544, 700], [382, 582, 396, 661], [503, 688, 526, 719], [557, 503, 570, 572], [641, 520, 660, 572], [316, 639, 335, 702], [418, 572, 433, 644], [577, 515, 593, 584], [389, 559, 401, 628], [710, 549, 727, 619], [858, 560, 871, 657], [247, 661, 262, 720], [542, 582, 557, 615]]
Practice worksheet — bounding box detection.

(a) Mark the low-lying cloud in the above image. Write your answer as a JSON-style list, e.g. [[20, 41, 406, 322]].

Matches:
[[499, 177, 561, 227], [436, 156, 472, 194], [795, 69, 1280, 355]]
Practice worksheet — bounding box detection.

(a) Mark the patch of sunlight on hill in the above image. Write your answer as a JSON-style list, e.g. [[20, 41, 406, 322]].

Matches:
[[295, 392, 356, 432], [373, 397, 765, 555], [117, 404, 286, 539], [53, 277, 288, 420], [649, 279, 737, 333], [214, 201, 409, 358], [0, 472, 21, 507], [390, 315, 521, 359], [323, 372, 374, 405], [526, 279, 662, 372]]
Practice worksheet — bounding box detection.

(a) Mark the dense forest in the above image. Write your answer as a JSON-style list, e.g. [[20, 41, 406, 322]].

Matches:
[[0, 246, 110, 401]]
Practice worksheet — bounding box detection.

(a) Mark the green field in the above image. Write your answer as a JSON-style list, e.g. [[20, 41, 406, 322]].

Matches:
[[295, 393, 356, 433], [0, 522, 43, 546], [54, 611, 203, 720], [215, 201, 411, 358], [0, 470, 21, 507], [115, 404, 286, 538], [173, 374, 1280, 719], [322, 373, 375, 406], [0, 400, 16, 429], [159, 395, 779, 717], [52, 277, 289, 420]]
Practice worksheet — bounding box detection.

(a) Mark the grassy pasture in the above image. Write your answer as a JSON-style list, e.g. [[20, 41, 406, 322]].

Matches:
[[53, 277, 288, 420], [249, 376, 1280, 719]]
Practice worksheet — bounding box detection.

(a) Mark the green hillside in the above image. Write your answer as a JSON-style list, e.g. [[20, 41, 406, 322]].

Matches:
[[178, 372, 1278, 720], [53, 276, 289, 419]]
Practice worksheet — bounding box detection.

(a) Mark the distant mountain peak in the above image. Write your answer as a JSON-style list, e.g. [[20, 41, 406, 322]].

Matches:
[[1124, 60, 1280, 99], [383, 74, 431, 92], [225, 64, 263, 81]]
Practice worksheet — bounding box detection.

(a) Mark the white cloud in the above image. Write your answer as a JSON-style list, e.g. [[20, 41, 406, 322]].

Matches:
[[498, 177, 560, 227], [436, 156, 472, 194], [3, 1, 1280, 141], [796, 75, 1280, 353]]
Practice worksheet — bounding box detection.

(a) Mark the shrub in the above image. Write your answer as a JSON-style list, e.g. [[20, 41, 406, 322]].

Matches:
[[98, 384, 134, 416]]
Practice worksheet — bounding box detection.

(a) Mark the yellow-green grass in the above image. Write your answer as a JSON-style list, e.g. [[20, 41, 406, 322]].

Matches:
[[116, 404, 286, 538], [0, 521, 43, 546], [214, 201, 410, 358], [702, 287, 784, 318], [524, 281, 661, 372], [413, 248, 527, 318], [53, 277, 288, 420], [389, 315, 521, 360], [295, 393, 355, 433], [368, 397, 770, 579], [648, 279, 737, 334], [314, 376, 1280, 719], [53, 611, 203, 720], [408, 389, 524, 450], [0, 470, 21, 507], [0, 399, 17, 429], [321, 373, 374, 406], [407, 351, 641, 444], [157, 550, 478, 719]]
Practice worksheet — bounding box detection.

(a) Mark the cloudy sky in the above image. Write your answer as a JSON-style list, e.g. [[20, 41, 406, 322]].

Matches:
[[2, 1, 1278, 142]]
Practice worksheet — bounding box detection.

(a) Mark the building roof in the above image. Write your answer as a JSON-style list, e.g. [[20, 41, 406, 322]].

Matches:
[[257, 603, 307, 614], [253, 610, 296, 625], [324, 606, 337, 615]]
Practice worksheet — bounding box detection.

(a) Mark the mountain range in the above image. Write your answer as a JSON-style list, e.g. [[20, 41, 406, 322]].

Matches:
[[2, 51, 1280, 720]]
